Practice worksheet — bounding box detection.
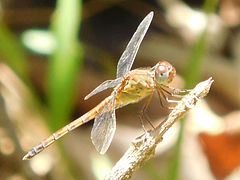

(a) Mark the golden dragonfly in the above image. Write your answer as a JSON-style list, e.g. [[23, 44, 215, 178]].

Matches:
[[23, 11, 185, 160]]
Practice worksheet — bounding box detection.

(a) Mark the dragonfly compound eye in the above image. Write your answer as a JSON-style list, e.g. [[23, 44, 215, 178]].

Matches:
[[155, 61, 176, 85]]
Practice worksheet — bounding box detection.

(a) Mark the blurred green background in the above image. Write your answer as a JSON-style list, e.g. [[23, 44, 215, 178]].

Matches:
[[0, 0, 240, 180]]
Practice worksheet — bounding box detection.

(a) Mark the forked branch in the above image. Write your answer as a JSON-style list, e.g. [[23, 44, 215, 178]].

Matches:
[[105, 77, 214, 180]]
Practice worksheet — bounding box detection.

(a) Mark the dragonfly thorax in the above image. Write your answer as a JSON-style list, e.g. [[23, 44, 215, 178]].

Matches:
[[154, 61, 176, 85]]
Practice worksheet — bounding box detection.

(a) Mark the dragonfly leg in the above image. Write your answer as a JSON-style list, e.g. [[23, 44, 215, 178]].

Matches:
[[138, 112, 147, 133], [157, 88, 177, 110], [157, 86, 191, 110], [157, 89, 165, 108], [166, 97, 180, 104], [162, 86, 191, 98], [138, 94, 155, 130]]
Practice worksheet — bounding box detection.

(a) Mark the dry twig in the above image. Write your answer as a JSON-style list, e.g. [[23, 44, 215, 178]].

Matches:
[[105, 77, 214, 180]]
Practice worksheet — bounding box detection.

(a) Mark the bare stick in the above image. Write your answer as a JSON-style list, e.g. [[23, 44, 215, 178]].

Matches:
[[105, 77, 214, 180]]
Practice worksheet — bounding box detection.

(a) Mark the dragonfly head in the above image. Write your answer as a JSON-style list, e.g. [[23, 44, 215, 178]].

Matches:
[[154, 61, 176, 85]]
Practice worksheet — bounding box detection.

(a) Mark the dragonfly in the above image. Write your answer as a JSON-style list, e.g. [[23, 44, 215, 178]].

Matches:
[[23, 11, 184, 160]]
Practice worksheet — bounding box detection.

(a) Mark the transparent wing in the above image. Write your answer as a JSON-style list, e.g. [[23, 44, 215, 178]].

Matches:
[[91, 93, 117, 154], [85, 12, 153, 100], [84, 78, 121, 100], [116, 11, 153, 78]]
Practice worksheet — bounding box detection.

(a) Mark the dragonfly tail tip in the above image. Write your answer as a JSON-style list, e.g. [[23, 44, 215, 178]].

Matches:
[[22, 153, 31, 160]]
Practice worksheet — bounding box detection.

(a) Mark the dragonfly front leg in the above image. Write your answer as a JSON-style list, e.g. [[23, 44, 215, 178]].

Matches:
[[161, 85, 191, 99], [157, 87, 186, 110]]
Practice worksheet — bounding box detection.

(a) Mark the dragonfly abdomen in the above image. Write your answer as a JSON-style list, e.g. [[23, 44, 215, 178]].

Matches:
[[23, 95, 113, 160]]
